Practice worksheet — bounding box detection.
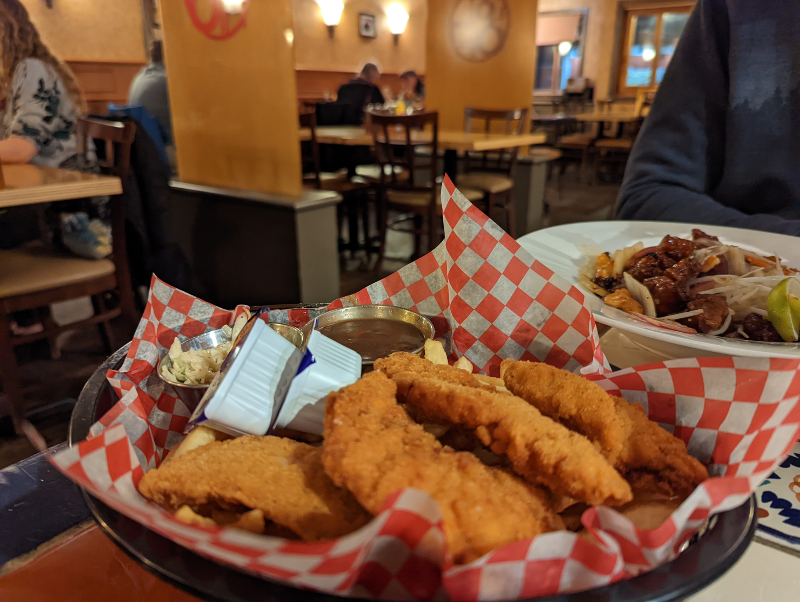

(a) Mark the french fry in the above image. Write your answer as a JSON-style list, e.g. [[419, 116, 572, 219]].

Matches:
[[422, 423, 450, 438], [175, 505, 266, 534], [212, 508, 266, 534], [423, 339, 448, 365], [453, 356, 473, 373], [473, 374, 509, 393], [165, 425, 230, 463], [175, 505, 216, 527]]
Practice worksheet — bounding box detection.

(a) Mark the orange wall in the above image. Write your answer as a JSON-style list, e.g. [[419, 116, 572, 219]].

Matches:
[[425, 0, 539, 131], [292, 0, 426, 74], [20, 0, 146, 63], [160, 0, 302, 195]]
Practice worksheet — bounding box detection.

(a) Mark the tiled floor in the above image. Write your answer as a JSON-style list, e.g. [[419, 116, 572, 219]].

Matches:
[[0, 171, 620, 469]]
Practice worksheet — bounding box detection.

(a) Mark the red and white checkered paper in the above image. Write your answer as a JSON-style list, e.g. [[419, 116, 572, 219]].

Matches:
[[51, 178, 800, 601]]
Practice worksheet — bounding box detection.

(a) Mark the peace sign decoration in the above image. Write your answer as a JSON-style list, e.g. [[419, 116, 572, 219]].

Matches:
[[184, 0, 251, 41]]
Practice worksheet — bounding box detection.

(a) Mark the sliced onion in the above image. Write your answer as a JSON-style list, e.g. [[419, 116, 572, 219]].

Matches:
[[579, 274, 608, 297], [628, 312, 698, 334], [693, 245, 727, 263], [613, 242, 644, 276], [661, 308, 704, 321], [748, 307, 768, 317], [694, 237, 721, 248], [690, 275, 733, 285], [623, 273, 656, 318], [737, 326, 749, 339], [633, 246, 660, 260], [726, 246, 748, 276], [697, 285, 738, 295], [707, 310, 734, 336]]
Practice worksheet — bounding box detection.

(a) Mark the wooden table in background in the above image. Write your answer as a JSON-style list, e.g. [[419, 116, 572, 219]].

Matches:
[[300, 126, 546, 151], [300, 126, 547, 184], [573, 111, 643, 124], [0, 164, 122, 209], [574, 111, 644, 140]]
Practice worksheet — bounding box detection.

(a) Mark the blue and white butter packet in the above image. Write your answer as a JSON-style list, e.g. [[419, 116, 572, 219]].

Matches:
[[186, 319, 361, 437], [276, 330, 362, 434]]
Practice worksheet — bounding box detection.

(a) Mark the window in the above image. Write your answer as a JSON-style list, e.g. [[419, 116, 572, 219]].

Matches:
[[616, 5, 692, 96], [534, 11, 586, 94]]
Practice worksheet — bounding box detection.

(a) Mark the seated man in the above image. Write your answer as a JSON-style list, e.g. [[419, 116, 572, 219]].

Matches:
[[335, 63, 385, 121], [128, 40, 172, 146], [615, 0, 800, 236]]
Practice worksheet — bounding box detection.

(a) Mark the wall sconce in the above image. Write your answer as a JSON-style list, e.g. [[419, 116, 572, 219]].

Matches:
[[317, 0, 344, 38], [386, 4, 408, 44], [558, 41, 573, 57], [220, 0, 245, 14]]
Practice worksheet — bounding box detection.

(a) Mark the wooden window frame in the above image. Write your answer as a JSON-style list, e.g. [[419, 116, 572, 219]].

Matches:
[[534, 45, 560, 93], [533, 8, 589, 96], [616, 4, 693, 97]]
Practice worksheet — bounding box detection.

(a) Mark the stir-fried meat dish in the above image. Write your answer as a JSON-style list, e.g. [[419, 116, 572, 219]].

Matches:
[[583, 229, 800, 343]]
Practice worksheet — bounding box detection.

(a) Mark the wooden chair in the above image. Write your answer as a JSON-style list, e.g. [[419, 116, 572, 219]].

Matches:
[[458, 107, 529, 237], [590, 90, 652, 184], [0, 117, 138, 432], [299, 110, 372, 255], [368, 110, 483, 260]]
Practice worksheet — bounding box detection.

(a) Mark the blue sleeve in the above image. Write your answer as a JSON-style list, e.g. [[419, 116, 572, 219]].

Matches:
[[615, 0, 800, 237]]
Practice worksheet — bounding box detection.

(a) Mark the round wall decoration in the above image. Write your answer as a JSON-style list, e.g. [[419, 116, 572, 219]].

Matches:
[[451, 0, 511, 63], [184, 0, 251, 41]]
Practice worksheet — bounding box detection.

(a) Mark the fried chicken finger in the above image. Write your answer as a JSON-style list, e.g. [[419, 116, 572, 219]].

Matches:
[[501, 359, 625, 462], [393, 374, 632, 507], [323, 371, 564, 564]]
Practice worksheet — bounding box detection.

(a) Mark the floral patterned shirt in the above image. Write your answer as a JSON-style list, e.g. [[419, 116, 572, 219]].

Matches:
[[2, 58, 81, 168]]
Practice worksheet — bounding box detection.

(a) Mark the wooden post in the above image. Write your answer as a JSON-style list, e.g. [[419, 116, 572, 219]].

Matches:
[[425, 0, 538, 131], [159, 0, 302, 195]]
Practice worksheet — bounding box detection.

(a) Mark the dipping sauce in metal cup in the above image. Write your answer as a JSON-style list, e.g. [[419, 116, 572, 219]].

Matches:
[[303, 305, 434, 367]]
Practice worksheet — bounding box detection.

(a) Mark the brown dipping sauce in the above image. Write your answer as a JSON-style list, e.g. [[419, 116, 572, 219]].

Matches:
[[317, 318, 426, 362]]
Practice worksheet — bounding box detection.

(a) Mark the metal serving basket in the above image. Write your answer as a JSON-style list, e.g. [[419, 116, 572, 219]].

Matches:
[[69, 345, 757, 602]]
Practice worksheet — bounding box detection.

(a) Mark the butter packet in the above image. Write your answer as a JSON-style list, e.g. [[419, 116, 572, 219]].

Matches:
[[186, 318, 361, 437]]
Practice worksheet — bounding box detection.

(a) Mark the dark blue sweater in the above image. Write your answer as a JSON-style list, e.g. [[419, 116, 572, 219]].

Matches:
[[616, 0, 800, 236]]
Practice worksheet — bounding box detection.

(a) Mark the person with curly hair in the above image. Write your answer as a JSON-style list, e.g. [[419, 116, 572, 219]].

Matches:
[[0, 0, 86, 167], [0, 0, 103, 335]]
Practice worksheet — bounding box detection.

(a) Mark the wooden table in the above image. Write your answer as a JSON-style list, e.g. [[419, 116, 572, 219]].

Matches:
[[300, 126, 547, 183], [301, 126, 546, 151], [574, 111, 643, 123], [0, 164, 122, 209], [532, 113, 578, 145], [572, 111, 644, 141]]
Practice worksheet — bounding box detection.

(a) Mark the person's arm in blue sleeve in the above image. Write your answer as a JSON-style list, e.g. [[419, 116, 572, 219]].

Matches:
[[615, 0, 800, 237]]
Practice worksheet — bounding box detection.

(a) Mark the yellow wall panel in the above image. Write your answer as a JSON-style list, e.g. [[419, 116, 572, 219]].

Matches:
[[160, 0, 302, 196], [21, 0, 145, 63], [292, 0, 427, 74], [425, 0, 538, 131]]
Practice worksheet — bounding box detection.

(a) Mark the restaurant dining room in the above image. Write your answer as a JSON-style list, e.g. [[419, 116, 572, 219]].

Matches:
[[2, 0, 800, 600]]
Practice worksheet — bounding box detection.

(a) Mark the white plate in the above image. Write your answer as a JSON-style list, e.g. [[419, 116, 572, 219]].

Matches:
[[517, 221, 800, 359]]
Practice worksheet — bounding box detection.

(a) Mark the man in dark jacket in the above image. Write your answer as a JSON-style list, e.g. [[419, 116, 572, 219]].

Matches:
[[616, 0, 800, 236], [336, 63, 385, 113]]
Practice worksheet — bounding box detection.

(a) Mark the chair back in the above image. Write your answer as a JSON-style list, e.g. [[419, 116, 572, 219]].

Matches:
[[463, 107, 528, 177], [299, 110, 321, 188], [634, 87, 658, 117], [367, 110, 439, 203], [76, 117, 136, 183], [75, 117, 136, 301]]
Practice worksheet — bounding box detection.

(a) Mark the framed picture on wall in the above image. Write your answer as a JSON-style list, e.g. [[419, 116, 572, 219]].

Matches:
[[359, 13, 377, 38]]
